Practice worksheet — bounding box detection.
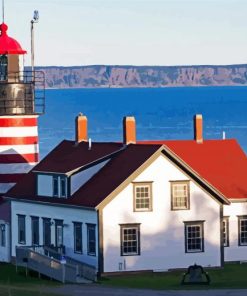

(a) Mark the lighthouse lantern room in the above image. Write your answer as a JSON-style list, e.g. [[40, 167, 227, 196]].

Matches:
[[0, 21, 45, 194]]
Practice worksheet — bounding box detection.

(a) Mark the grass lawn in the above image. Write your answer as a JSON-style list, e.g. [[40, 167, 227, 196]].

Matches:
[[99, 263, 247, 290], [0, 263, 60, 296]]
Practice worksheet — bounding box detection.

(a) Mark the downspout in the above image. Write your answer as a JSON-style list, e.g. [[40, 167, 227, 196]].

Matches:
[[97, 209, 104, 276], [220, 204, 224, 267]]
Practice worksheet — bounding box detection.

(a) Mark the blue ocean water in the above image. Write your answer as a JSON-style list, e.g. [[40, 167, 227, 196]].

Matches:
[[39, 87, 247, 158]]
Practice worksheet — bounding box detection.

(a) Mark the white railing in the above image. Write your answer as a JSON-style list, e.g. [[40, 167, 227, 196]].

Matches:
[[15, 246, 96, 283]]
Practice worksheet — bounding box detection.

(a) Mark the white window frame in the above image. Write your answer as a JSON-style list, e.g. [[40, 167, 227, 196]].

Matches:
[[87, 224, 96, 256], [74, 222, 83, 254], [171, 181, 190, 210], [0, 224, 6, 247], [133, 182, 152, 212], [53, 175, 67, 198], [60, 176, 67, 198], [53, 176, 59, 197], [184, 221, 204, 253], [120, 224, 140, 256], [31, 216, 39, 246], [223, 217, 229, 247], [18, 215, 26, 245], [238, 216, 247, 246]]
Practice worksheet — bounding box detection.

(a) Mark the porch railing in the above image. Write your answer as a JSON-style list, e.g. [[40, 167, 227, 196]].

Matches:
[[16, 245, 97, 283]]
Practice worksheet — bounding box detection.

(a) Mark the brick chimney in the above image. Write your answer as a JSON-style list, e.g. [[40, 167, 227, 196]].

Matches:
[[194, 114, 203, 143], [123, 116, 136, 145], [75, 113, 88, 143]]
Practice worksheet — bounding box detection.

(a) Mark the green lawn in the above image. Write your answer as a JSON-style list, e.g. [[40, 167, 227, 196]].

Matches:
[[100, 263, 247, 290], [0, 263, 60, 296], [2, 262, 247, 294]]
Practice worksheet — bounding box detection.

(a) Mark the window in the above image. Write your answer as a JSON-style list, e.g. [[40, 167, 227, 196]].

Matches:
[[184, 221, 204, 253], [223, 217, 229, 247], [74, 222, 82, 253], [133, 182, 152, 211], [120, 224, 140, 256], [0, 55, 8, 81], [53, 176, 59, 197], [53, 175, 67, 198], [18, 215, 26, 244], [43, 218, 51, 246], [60, 177, 67, 197], [55, 220, 63, 247], [31, 216, 39, 245], [171, 181, 190, 210], [87, 224, 96, 256], [238, 216, 247, 246], [0, 224, 6, 247]]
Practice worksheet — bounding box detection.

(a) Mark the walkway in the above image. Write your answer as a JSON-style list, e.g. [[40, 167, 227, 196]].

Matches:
[[44, 284, 247, 296]]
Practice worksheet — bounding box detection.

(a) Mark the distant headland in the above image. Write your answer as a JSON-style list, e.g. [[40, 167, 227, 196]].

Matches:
[[33, 64, 247, 89]]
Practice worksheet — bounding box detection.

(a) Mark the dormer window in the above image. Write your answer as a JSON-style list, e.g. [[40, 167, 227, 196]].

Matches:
[[60, 177, 67, 197], [53, 176, 59, 197], [52, 175, 67, 198], [37, 173, 68, 198]]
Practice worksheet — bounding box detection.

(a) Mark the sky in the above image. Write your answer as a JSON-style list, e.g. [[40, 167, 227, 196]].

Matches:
[[3, 0, 247, 66]]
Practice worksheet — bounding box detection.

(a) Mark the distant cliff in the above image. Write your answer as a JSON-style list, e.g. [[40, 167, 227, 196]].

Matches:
[[35, 64, 247, 88]]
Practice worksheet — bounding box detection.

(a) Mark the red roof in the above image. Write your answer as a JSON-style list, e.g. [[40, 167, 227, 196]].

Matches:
[[139, 139, 247, 200], [5, 138, 247, 209], [0, 23, 27, 55]]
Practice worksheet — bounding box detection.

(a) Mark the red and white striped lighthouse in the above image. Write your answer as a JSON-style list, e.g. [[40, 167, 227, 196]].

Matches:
[[0, 22, 45, 194]]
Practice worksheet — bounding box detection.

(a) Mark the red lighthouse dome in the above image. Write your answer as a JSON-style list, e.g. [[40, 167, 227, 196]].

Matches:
[[0, 23, 27, 54]]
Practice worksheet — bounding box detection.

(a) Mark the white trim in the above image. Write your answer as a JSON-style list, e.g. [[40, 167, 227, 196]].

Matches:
[[0, 163, 37, 174], [0, 144, 39, 154], [0, 115, 38, 119], [0, 183, 15, 193], [0, 126, 38, 137]]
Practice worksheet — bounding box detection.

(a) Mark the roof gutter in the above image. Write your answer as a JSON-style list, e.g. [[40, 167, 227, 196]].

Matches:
[[4, 196, 97, 211]]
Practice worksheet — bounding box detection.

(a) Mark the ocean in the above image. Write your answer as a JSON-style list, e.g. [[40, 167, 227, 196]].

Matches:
[[39, 86, 247, 158]]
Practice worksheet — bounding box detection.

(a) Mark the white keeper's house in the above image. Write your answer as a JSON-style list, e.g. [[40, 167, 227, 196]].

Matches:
[[1, 113, 247, 278]]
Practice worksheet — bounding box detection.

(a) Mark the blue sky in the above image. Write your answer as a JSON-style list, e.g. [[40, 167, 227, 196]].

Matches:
[[4, 0, 247, 66]]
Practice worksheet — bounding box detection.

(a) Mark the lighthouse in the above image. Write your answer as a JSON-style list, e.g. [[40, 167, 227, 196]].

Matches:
[[0, 22, 45, 194]]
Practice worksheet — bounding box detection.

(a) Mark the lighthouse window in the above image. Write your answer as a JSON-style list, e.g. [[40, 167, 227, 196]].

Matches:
[[0, 55, 8, 81]]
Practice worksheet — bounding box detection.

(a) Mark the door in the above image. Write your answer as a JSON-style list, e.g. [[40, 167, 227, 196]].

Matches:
[[43, 218, 51, 246], [0, 221, 10, 262], [55, 220, 63, 247]]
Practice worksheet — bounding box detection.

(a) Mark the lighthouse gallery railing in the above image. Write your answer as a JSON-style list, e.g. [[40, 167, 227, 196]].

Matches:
[[0, 71, 45, 115]]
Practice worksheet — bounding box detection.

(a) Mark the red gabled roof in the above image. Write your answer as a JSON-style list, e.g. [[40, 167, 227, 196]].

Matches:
[[139, 139, 247, 200]]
